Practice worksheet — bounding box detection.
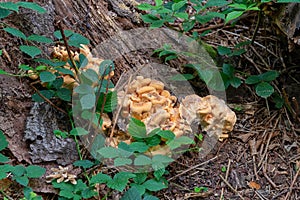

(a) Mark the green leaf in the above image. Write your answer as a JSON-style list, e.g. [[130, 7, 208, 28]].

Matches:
[[14, 176, 29, 186], [97, 146, 120, 158], [225, 11, 244, 23], [20, 45, 42, 58], [128, 118, 147, 138], [153, 168, 165, 180], [259, 70, 279, 82], [205, 0, 229, 7], [152, 155, 174, 164], [96, 91, 118, 113], [245, 75, 261, 84], [12, 165, 26, 177], [107, 172, 136, 192], [157, 130, 175, 141], [167, 136, 194, 150], [141, 14, 160, 23], [222, 63, 234, 77], [183, 20, 195, 32], [272, 92, 284, 109], [0, 171, 7, 179], [0, 164, 13, 173], [145, 135, 161, 147], [90, 134, 105, 159], [255, 82, 274, 98], [137, 3, 155, 11], [56, 88, 71, 102], [133, 173, 148, 184], [32, 90, 55, 102], [144, 195, 160, 200], [0, 69, 9, 75], [39, 71, 56, 82], [0, 154, 9, 163], [90, 173, 112, 184], [27, 35, 53, 43], [99, 60, 115, 76], [68, 33, 90, 48], [73, 160, 94, 169], [35, 58, 66, 67], [0, 130, 8, 151], [70, 127, 89, 136], [53, 30, 74, 40], [128, 142, 149, 153], [3, 27, 26, 40], [59, 190, 74, 199], [172, 1, 187, 11], [230, 77, 242, 88], [114, 158, 132, 166], [16, 2, 46, 13], [142, 179, 167, 191], [0, 8, 11, 19], [174, 12, 189, 20], [169, 74, 194, 81], [80, 93, 96, 110], [26, 165, 46, 178], [218, 46, 231, 56], [121, 187, 142, 200], [0, 2, 19, 12], [74, 83, 94, 94], [134, 155, 152, 166], [155, 0, 163, 6], [56, 67, 74, 76]]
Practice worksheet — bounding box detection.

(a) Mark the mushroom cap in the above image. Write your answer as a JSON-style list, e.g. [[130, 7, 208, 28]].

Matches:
[[137, 86, 156, 94], [149, 80, 164, 91], [130, 101, 152, 114]]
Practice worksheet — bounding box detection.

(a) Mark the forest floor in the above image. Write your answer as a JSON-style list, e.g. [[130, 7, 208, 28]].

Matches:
[[0, 1, 300, 200]]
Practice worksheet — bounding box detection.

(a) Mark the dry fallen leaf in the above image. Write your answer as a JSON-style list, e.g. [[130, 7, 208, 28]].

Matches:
[[248, 181, 261, 190]]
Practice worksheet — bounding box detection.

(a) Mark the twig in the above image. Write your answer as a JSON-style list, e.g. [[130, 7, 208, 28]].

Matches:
[[251, 10, 262, 45], [57, 20, 79, 75], [220, 159, 232, 200], [219, 174, 245, 200], [284, 167, 300, 200], [109, 75, 133, 144], [30, 82, 67, 115], [168, 156, 218, 181], [292, 97, 299, 120], [258, 116, 280, 167], [249, 44, 270, 69], [262, 161, 277, 189]]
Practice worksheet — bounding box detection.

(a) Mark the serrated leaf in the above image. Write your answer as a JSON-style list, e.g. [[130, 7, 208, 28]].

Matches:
[[141, 14, 160, 23], [0, 2, 19, 12], [98, 147, 120, 158], [167, 136, 194, 150], [107, 172, 135, 192], [245, 75, 261, 84], [172, 1, 187, 11], [14, 176, 29, 186], [12, 165, 26, 177], [114, 158, 132, 166], [128, 118, 147, 138], [80, 93, 96, 110], [68, 33, 90, 47], [74, 83, 94, 94], [56, 88, 71, 102], [259, 70, 279, 82], [73, 160, 94, 169], [96, 91, 118, 113], [27, 35, 53, 43], [157, 130, 175, 141], [230, 77, 242, 88], [225, 11, 244, 23], [218, 46, 231, 56], [128, 142, 149, 153], [0, 8, 11, 19], [0, 154, 9, 163], [0, 130, 8, 151], [142, 179, 167, 191], [134, 155, 152, 166], [90, 173, 112, 184], [133, 173, 148, 185], [174, 12, 189, 20], [120, 187, 142, 200], [16, 2, 46, 13], [20, 45, 42, 58], [26, 165, 46, 178], [3, 27, 26, 40], [137, 3, 155, 11], [70, 127, 89, 136], [39, 71, 56, 82], [59, 190, 74, 199], [32, 90, 55, 102], [255, 82, 274, 98], [53, 30, 74, 40], [154, 168, 165, 180]]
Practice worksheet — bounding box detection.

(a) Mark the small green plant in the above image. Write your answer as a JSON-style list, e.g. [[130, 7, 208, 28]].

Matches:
[[0, 130, 45, 199], [194, 186, 208, 193], [221, 166, 227, 173]]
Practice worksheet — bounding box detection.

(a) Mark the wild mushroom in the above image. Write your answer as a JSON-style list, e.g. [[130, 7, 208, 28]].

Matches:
[[46, 166, 77, 185]]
